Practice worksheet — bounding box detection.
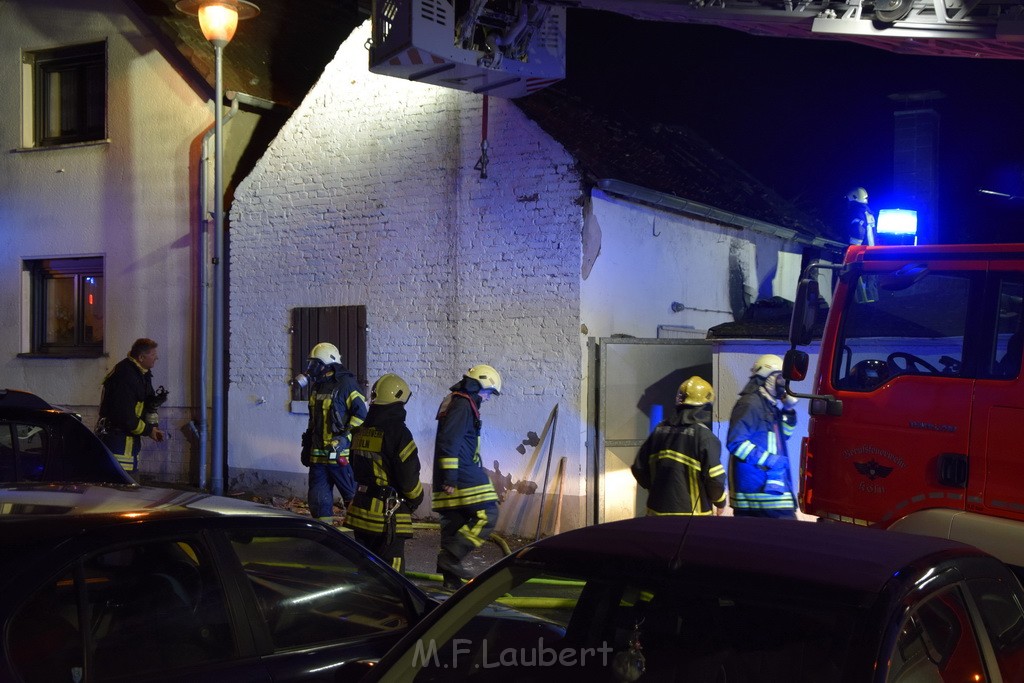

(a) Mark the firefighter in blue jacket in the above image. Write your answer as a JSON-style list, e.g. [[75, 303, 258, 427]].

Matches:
[[632, 376, 727, 516], [432, 364, 502, 590], [727, 354, 799, 518], [345, 373, 423, 573], [97, 338, 167, 473], [301, 342, 368, 524]]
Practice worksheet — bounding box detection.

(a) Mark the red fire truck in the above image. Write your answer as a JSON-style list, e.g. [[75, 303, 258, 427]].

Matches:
[[784, 243, 1024, 567]]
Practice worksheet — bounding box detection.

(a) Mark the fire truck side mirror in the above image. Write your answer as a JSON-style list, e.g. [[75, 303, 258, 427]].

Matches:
[[789, 277, 820, 347], [783, 349, 809, 382]]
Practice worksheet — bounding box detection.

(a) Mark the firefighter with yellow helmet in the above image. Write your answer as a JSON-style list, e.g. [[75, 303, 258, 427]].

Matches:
[[345, 373, 423, 573], [432, 364, 502, 589], [300, 342, 368, 524], [727, 354, 800, 518], [631, 376, 727, 516]]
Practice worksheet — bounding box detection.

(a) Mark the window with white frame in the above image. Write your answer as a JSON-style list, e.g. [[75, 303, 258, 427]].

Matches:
[[24, 41, 106, 147], [23, 257, 104, 357]]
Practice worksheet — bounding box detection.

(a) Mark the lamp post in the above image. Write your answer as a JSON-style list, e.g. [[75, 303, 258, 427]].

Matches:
[[176, 0, 259, 495]]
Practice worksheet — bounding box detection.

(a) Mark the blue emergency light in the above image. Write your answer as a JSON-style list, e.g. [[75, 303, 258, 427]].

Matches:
[[876, 209, 918, 237]]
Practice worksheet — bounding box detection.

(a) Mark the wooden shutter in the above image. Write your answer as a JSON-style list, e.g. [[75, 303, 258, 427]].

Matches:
[[291, 306, 367, 404]]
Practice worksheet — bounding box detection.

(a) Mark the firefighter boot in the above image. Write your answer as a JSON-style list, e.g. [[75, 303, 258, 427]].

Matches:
[[437, 550, 472, 590]]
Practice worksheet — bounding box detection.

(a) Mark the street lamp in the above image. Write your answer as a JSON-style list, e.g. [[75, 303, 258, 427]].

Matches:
[[176, 0, 259, 496]]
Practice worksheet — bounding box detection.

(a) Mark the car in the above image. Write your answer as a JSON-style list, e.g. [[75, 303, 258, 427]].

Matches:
[[0, 388, 132, 484], [362, 515, 1024, 683], [0, 482, 445, 682]]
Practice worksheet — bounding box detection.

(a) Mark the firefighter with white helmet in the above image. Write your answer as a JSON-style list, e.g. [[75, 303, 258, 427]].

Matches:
[[432, 364, 502, 589], [631, 376, 727, 516], [345, 373, 423, 573], [846, 186, 876, 246], [726, 354, 800, 518], [300, 342, 368, 524]]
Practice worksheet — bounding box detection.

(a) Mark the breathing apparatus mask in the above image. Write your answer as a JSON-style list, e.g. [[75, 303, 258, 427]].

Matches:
[[293, 359, 330, 389]]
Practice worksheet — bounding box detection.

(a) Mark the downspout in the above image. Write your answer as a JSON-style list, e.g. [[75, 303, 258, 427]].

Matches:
[[202, 91, 276, 493], [195, 128, 213, 491]]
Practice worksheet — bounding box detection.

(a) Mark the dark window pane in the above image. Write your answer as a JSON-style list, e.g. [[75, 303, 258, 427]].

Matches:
[[229, 532, 412, 650]]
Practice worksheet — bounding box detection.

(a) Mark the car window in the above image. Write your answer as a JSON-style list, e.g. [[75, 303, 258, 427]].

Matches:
[[8, 538, 234, 682], [0, 421, 48, 483], [228, 531, 415, 650], [968, 577, 1024, 680], [887, 585, 987, 683], [409, 566, 857, 682]]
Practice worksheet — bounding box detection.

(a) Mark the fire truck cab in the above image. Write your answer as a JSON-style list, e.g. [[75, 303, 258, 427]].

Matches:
[[785, 243, 1024, 567]]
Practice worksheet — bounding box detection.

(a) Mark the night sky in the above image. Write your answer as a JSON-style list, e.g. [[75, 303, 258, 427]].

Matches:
[[562, 9, 1024, 244]]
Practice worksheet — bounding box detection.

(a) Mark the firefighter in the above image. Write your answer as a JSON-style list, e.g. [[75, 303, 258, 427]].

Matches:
[[846, 186, 877, 246], [97, 338, 167, 474], [632, 376, 727, 516], [345, 373, 423, 573], [727, 354, 799, 519], [432, 364, 502, 590], [300, 342, 368, 524]]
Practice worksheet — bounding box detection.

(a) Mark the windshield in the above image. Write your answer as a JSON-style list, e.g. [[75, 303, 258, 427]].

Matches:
[[409, 563, 871, 682], [832, 269, 1024, 391]]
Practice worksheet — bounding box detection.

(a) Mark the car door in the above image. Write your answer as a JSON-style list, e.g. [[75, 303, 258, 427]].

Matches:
[[214, 522, 431, 682]]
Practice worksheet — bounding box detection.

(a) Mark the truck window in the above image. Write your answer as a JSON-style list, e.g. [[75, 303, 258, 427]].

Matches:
[[988, 276, 1024, 379], [835, 271, 972, 391]]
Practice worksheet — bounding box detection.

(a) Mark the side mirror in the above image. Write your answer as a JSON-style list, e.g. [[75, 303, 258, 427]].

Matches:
[[783, 349, 809, 383], [789, 278, 820, 346]]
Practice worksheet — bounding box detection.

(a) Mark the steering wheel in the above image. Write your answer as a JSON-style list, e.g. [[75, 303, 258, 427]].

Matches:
[[887, 352, 939, 374]]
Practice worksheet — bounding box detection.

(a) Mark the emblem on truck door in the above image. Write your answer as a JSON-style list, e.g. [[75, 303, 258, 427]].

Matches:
[[854, 460, 894, 480]]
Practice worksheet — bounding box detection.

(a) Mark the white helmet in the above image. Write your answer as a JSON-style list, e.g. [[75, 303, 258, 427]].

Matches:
[[371, 373, 411, 405], [847, 187, 869, 204], [751, 354, 784, 379], [309, 342, 341, 366], [465, 364, 502, 395]]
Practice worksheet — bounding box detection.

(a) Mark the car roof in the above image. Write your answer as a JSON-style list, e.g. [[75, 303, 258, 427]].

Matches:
[[515, 516, 984, 594], [0, 482, 301, 541]]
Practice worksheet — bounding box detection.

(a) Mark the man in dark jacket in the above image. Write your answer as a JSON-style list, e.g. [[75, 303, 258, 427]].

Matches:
[[97, 338, 166, 473], [301, 342, 368, 524], [432, 364, 502, 590], [632, 376, 726, 516], [727, 354, 799, 518], [346, 373, 423, 573]]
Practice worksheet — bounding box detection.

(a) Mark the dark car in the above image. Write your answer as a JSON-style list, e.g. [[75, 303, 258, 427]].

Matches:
[[363, 515, 1024, 683], [0, 388, 132, 484], [0, 482, 445, 682]]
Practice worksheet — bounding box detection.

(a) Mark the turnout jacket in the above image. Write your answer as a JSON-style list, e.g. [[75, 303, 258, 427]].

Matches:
[[431, 390, 498, 511], [345, 402, 423, 538], [632, 404, 727, 515], [306, 368, 368, 466], [99, 357, 158, 438], [727, 380, 797, 512]]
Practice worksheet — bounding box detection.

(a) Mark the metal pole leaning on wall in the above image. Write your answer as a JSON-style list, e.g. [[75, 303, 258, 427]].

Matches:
[[535, 403, 559, 541]]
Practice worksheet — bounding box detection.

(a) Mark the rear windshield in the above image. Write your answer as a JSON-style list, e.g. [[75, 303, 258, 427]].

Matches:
[[411, 561, 873, 682]]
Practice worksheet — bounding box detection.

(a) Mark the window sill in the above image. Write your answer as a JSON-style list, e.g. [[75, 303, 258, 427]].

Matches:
[[17, 352, 108, 360], [10, 139, 111, 153]]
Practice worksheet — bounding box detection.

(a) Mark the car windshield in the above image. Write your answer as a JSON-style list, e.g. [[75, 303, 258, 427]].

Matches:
[[408, 561, 872, 682]]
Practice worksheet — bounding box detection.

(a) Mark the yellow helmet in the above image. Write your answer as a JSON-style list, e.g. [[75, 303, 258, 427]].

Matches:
[[465, 364, 502, 395], [677, 376, 714, 406], [751, 354, 784, 378], [371, 373, 411, 405], [308, 342, 341, 365]]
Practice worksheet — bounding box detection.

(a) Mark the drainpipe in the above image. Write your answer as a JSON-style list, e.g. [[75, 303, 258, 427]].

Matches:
[[199, 91, 278, 494], [195, 128, 213, 491]]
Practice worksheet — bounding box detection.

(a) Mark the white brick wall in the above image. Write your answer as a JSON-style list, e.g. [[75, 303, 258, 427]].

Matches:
[[228, 22, 586, 528]]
